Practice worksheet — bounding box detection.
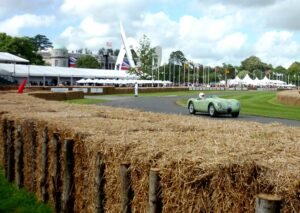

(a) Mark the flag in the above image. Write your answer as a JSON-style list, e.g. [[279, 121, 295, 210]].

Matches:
[[106, 41, 112, 48], [121, 59, 130, 70], [69, 57, 77, 67]]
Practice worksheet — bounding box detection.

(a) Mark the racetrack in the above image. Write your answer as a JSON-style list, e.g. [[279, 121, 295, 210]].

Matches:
[[92, 94, 300, 127]]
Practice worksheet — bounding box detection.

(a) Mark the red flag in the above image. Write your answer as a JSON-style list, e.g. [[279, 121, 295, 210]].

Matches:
[[17, 79, 27, 93]]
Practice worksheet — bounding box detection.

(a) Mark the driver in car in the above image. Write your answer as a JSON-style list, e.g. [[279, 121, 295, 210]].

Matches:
[[199, 92, 206, 100]]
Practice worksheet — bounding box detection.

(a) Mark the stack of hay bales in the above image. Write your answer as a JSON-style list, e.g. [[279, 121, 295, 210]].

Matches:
[[277, 90, 300, 106], [0, 93, 300, 212], [29, 91, 84, 101]]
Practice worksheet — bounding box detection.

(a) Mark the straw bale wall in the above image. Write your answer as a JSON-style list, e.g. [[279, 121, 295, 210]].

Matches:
[[277, 90, 300, 106], [0, 93, 300, 212], [29, 91, 84, 101]]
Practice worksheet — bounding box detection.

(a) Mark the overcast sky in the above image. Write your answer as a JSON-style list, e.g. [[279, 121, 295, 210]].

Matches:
[[0, 0, 300, 68]]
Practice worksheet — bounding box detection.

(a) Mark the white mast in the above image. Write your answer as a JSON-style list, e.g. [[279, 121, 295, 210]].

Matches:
[[115, 21, 136, 70]]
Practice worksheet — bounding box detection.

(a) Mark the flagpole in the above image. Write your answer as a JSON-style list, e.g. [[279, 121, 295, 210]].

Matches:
[[164, 63, 165, 81], [188, 63, 190, 86], [183, 62, 185, 86], [193, 65, 195, 85], [179, 64, 181, 87], [215, 67, 216, 84]]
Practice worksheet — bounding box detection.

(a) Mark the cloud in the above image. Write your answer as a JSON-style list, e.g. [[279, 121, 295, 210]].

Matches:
[[264, 0, 300, 30], [60, 0, 149, 22], [58, 17, 113, 51], [254, 31, 300, 67], [0, 14, 55, 36], [195, 0, 279, 8], [0, 0, 54, 17]]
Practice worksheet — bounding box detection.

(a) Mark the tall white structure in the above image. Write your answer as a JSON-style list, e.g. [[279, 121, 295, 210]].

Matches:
[[115, 22, 137, 70], [51, 45, 68, 67]]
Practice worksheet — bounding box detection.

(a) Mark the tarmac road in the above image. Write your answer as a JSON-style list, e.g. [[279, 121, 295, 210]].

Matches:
[[92, 95, 300, 127]]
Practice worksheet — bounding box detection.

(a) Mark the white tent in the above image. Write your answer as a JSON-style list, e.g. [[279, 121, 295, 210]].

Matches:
[[242, 74, 254, 85]]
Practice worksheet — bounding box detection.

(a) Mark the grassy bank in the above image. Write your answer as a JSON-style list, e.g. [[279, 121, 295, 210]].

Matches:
[[177, 91, 300, 120], [0, 169, 52, 213]]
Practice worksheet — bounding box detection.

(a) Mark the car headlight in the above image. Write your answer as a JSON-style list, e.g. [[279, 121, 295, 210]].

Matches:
[[236, 102, 240, 107]]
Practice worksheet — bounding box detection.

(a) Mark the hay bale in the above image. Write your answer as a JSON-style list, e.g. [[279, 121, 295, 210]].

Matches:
[[29, 91, 84, 101], [277, 90, 300, 106], [0, 93, 300, 212]]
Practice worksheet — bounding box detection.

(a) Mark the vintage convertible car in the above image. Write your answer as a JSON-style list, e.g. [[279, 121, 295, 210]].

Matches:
[[187, 93, 240, 117]]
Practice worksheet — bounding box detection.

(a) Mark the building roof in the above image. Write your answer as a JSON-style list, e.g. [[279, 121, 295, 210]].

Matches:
[[0, 52, 29, 63], [0, 63, 137, 79]]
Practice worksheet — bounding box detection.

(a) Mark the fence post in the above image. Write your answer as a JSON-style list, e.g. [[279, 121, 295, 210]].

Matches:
[[1, 118, 8, 179], [256, 193, 281, 213], [148, 168, 162, 213], [52, 132, 62, 213], [41, 126, 49, 202], [30, 122, 38, 192], [7, 120, 15, 182], [62, 139, 75, 213], [15, 125, 24, 188], [95, 153, 106, 213], [120, 163, 133, 213]]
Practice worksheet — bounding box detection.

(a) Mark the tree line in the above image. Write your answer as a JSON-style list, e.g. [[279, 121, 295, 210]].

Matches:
[[1, 33, 299, 85]]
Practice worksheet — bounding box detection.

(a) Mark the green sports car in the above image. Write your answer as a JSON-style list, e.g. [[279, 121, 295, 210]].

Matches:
[[187, 94, 240, 117]]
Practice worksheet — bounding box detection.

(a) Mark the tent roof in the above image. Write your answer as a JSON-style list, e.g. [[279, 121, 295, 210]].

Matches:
[[0, 63, 138, 79], [0, 52, 29, 63]]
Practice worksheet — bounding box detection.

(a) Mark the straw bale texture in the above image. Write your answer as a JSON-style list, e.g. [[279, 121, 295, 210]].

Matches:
[[29, 91, 84, 101], [0, 93, 300, 212], [277, 90, 300, 106]]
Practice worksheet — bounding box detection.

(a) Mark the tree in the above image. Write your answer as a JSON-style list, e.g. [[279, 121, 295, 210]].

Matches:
[[76, 55, 100, 69], [0, 33, 44, 65], [114, 49, 120, 56], [288, 62, 300, 84], [274, 65, 287, 74], [31, 34, 53, 51], [168, 50, 187, 84], [133, 35, 155, 79], [169, 50, 186, 64], [240, 56, 268, 73], [237, 70, 251, 79], [288, 62, 300, 75]]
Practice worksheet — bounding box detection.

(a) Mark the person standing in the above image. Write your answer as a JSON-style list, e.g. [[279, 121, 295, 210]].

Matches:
[[134, 82, 139, 97]]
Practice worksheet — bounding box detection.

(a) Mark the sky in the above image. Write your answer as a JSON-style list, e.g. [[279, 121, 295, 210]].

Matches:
[[0, 0, 300, 68]]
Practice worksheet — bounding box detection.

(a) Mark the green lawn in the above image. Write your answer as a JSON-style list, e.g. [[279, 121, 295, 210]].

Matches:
[[177, 91, 300, 121], [65, 98, 108, 104], [0, 169, 53, 213]]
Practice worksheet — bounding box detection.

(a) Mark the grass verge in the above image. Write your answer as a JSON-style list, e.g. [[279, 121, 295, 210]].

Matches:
[[177, 91, 300, 121], [65, 98, 108, 104], [0, 168, 53, 213]]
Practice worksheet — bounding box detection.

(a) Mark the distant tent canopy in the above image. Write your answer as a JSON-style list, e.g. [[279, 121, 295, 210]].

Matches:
[[0, 52, 29, 64]]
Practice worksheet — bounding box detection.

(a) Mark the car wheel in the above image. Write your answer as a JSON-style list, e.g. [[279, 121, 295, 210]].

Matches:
[[208, 104, 216, 117], [232, 112, 239, 118], [188, 102, 195, 114]]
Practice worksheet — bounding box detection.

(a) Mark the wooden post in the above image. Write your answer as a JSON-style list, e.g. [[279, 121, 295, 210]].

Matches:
[[120, 163, 133, 213], [62, 139, 75, 213], [30, 122, 38, 192], [1, 118, 8, 179], [7, 120, 15, 182], [256, 193, 281, 213], [41, 126, 49, 202], [52, 132, 62, 213], [15, 125, 24, 188], [148, 168, 162, 213], [95, 153, 106, 213]]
